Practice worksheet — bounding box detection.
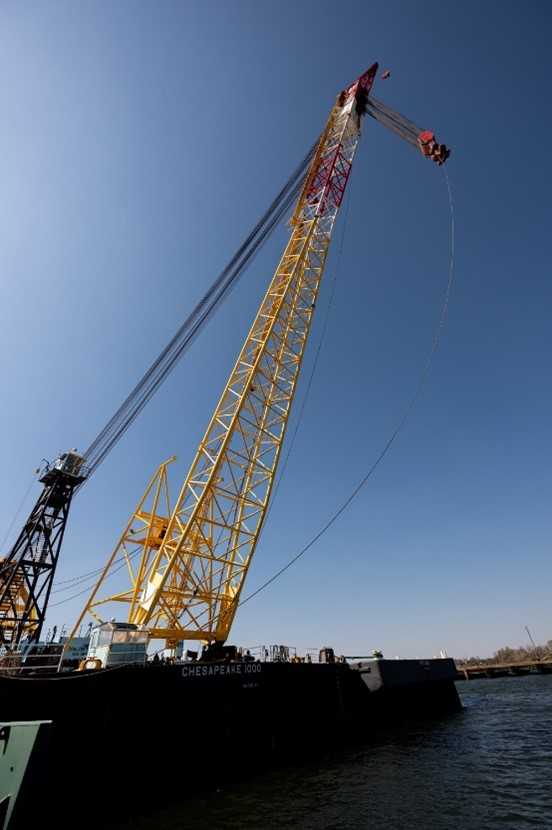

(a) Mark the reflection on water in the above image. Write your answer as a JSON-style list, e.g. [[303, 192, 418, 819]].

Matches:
[[109, 675, 552, 829]]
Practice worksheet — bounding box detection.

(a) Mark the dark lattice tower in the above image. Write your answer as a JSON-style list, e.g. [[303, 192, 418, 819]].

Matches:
[[0, 451, 86, 650]]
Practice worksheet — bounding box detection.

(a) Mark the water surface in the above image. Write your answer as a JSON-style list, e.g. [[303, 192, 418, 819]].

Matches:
[[110, 675, 552, 829]]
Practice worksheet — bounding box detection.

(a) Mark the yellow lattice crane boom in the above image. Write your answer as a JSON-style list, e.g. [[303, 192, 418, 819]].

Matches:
[[69, 63, 380, 649]]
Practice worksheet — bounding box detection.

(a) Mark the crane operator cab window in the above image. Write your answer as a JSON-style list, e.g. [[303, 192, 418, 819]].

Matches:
[[53, 449, 85, 478], [87, 622, 149, 668]]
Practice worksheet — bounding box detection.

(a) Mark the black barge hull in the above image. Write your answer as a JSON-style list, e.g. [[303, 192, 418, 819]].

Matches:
[[1, 658, 460, 827]]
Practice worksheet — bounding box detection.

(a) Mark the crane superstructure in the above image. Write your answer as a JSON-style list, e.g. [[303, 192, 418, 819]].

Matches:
[[69, 63, 382, 650], [2, 61, 450, 656]]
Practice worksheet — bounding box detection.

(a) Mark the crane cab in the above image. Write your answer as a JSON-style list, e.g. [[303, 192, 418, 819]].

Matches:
[[86, 622, 149, 669], [53, 450, 86, 478], [38, 449, 87, 486]]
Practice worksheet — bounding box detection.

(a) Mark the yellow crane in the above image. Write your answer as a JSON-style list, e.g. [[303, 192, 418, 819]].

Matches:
[[66, 63, 396, 651], [2, 56, 450, 657]]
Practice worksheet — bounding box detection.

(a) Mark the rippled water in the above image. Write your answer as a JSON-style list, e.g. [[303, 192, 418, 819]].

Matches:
[[110, 675, 552, 829]]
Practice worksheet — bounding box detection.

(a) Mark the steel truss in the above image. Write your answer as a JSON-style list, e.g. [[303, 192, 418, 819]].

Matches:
[[70, 64, 379, 647], [0, 463, 85, 649]]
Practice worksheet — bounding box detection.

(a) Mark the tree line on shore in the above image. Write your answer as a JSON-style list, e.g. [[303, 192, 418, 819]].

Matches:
[[457, 639, 552, 666]]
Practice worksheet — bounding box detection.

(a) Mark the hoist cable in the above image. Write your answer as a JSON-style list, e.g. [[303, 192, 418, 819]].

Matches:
[[238, 167, 455, 610], [369, 96, 421, 137], [366, 96, 423, 148], [51, 167, 455, 623], [52, 547, 142, 592], [49, 144, 317, 598], [85, 175, 309, 476], [82, 142, 317, 478], [48, 552, 137, 608]]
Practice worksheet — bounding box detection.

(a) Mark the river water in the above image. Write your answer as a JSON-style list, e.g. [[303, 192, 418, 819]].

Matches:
[[111, 675, 552, 829]]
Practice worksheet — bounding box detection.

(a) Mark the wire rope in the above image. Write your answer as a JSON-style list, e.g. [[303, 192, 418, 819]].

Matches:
[[237, 167, 455, 610], [48, 140, 455, 615], [82, 144, 316, 478]]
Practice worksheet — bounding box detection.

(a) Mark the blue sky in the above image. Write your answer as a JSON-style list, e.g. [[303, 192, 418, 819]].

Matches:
[[1, 1, 551, 658]]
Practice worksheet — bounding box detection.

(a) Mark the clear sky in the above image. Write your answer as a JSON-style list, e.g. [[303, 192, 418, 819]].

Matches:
[[1, 1, 551, 659]]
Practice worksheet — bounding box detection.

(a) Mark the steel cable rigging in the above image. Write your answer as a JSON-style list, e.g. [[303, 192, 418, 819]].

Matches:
[[40, 148, 316, 600], [51, 195, 352, 606], [62, 167, 454, 627], [48, 142, 454, 613], [238, 168, 456, 610], [82, 142, 317, 478], [0, 145, 317, 552], [2, 98, 426, 504], [366, 96, 422, 148], [36, 146, 317, 602]]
